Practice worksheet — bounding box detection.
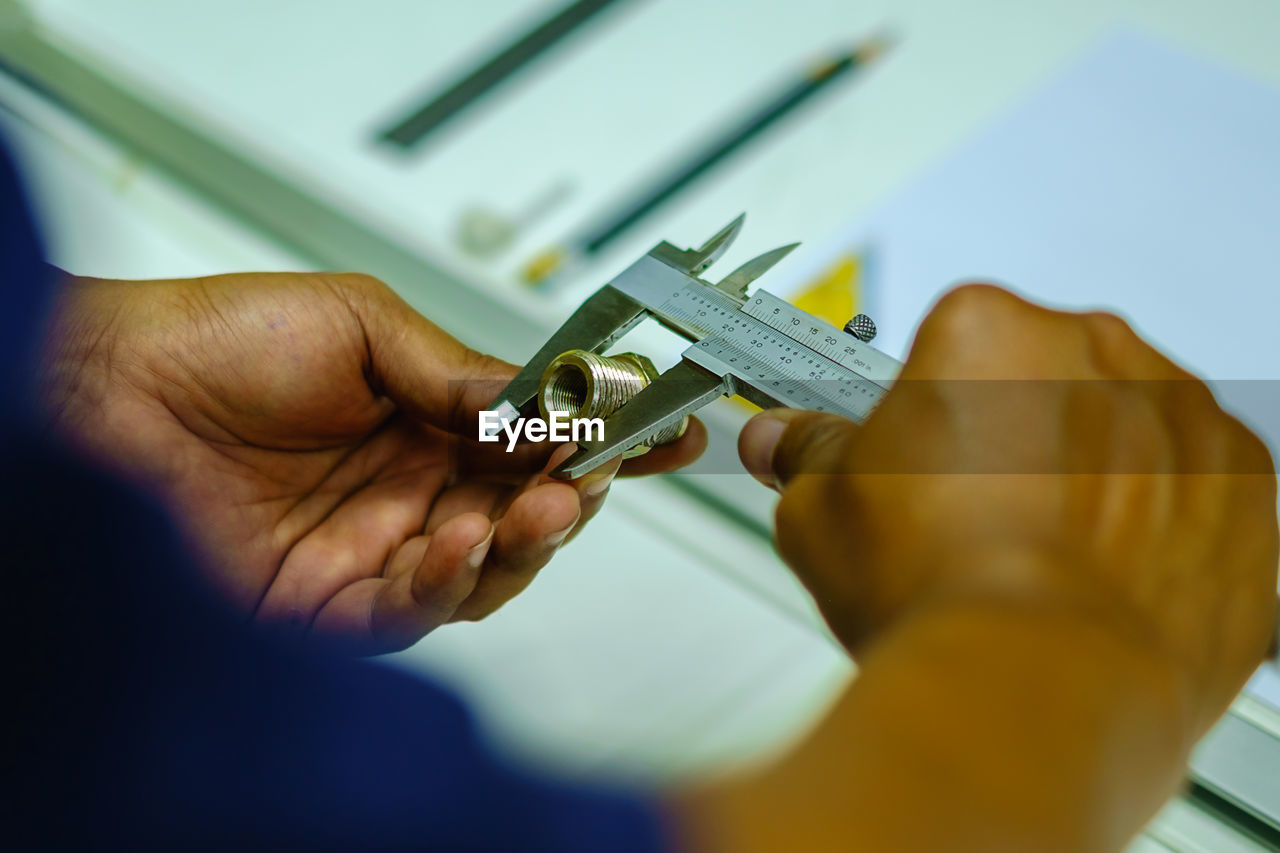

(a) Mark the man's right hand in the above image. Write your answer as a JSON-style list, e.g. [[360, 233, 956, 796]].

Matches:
[[739, 283, 1278, 736], [680, 285, 1277, 853]]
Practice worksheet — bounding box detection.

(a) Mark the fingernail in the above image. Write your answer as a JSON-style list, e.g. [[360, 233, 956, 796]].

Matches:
[[466, 528, 494, 568], [544, 524, 575, 548], [583, 459, 621, 496], [547, 442, 578, 470], [739, 411, 792, 483], [585, 474, 615, 496]]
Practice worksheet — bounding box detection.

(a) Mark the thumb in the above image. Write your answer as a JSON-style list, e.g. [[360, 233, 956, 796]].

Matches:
[[351, 275, 516, 431], [738, 409, 859, 490]]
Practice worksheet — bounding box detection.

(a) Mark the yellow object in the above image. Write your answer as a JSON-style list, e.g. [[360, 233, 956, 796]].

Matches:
[[731, 252, 862, 413], [794, 253, 860, 325], [522, 246, 566, 285]]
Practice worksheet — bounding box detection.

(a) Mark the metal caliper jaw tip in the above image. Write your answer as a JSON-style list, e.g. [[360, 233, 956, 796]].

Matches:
[[714, 242, 799, 298], [481, 400, 522, 437], [649, 213, 746, 277]]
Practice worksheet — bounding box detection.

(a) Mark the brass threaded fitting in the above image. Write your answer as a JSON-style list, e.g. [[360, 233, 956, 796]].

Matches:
[[537, 350, 688, 457]]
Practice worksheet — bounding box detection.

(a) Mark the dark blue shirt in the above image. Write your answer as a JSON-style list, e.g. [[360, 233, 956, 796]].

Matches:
[[0, 138, 668, 852]]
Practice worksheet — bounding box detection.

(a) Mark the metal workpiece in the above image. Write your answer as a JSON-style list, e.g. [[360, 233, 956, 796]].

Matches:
[[537, 350, 687, 457], [552, 360, 728, 478], [487, 214, 904, 479], [485, 285, 647, 426]]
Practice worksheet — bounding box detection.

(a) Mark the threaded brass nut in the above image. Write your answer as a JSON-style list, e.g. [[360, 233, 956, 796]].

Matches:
[[537, 350, 687, 457]]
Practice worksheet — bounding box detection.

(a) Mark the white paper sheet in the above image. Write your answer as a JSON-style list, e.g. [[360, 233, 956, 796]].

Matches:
[[783, 29, 1280, 711]]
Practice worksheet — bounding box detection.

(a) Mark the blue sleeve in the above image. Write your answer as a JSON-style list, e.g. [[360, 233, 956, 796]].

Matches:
[[0, 139, 673, 853], [0, 123, 52, 432]]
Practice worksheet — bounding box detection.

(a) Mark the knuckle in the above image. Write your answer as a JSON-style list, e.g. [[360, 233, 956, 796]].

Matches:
[[333, 272, 389, 296], [460, 345, 513, 379], [933, 282, 1010, 319], [1083, 310, 1136, 346], [1081, 310, 1178, 380], [921, 283, 1022, 343], [1229, 417, 1278, 477], [1170, 376, 1219, 417]]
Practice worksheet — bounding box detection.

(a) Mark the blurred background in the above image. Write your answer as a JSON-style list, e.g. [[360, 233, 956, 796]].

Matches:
[[2, 2, 1279, 849]]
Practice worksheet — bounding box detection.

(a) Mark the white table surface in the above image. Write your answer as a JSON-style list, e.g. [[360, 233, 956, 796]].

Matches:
[[20, 0, 1280, 352]]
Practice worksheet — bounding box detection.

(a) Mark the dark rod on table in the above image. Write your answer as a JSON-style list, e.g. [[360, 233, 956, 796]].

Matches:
[[380, 0, 634, 150]]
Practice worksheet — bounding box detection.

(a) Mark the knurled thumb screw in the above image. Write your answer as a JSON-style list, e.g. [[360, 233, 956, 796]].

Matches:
[[844, 313, 877, 343]]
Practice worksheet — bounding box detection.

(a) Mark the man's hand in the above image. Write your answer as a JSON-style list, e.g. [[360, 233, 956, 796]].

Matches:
[[41, 272, 705, 654], [688, 285, 1278, 853], [739, 283, 1277, 731]]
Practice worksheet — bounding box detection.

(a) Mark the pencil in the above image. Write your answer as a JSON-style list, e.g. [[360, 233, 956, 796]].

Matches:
[[380, 0, 636, 150], [523, 34, 892, 285]]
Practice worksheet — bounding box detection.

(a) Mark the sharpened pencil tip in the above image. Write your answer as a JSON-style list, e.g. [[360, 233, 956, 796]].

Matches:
[[811, 32, 894, 80], [855, 30, 898, 64]]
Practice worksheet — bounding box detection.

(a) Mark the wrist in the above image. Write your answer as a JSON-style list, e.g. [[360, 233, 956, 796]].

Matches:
[[904, 543, 1199, 736], [899, 583, 1196, 740], [687, 582, 1195, 853], [865, 595, 1193, 850]]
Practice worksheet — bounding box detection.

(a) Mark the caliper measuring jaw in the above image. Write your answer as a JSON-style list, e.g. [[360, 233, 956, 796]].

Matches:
[[486, 214, 903, 480]]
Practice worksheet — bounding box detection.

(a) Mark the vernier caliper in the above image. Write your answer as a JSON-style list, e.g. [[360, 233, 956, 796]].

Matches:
[[488, 215, 903, 478]]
